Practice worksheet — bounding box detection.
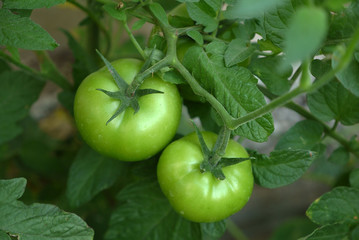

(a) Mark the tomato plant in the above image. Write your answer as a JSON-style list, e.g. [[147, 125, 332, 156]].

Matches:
[[157, 131, 253, 222], [74, 58, 182, 161], [1, 0, 359, 240]]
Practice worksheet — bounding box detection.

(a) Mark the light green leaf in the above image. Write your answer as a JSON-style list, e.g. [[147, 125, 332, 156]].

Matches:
[[0, 71, 45, 145], [249, 55, 292, 95], [251, 149, 316, 188], [105, 179, 205, 240], [275, 120, 324, 151], [149, 3, 169, 26], [258, 0, 304, 48], [284, 6, 328, 63], [183, 44, 274, 142], [3, 0, 65, 9], [352, 225, 359, 240], [224, 39, 255, 67], [66, 145, 127, 207], [224, 0, 283, 19], [187, 30, 204, 45], [0, 230, 11, 240], [306, 186, 359, 226], [186, 1, 218, 32], [0, 178, 26, 203], [0, 9, 58, 50], [103, 3, 126, 21], [270, 218, 317, 240]]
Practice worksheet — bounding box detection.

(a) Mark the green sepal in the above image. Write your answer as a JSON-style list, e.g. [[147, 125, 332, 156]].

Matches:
[[191, 120, 211, 156], [217, 157, 254, 169], [136, 88, 163, 97], [200, 161, 226, 180], [96, 49, 128, 91]]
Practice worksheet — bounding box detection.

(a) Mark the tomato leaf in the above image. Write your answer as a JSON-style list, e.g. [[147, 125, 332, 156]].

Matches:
[[349, 169, 359, 189], [149, 3, 169, 27], [3, 0, 65, 9], [249, 55, 292, 95], [257, 0, 303, 49], [0, 178, 27, 203], [66, 145, 127, 207], [103, 3, 127, 21], [307, 60, 359, 125], [302, 223, 350, 240], [327, 147, 350, 165], [0, 231, 11, 240], [0, 178, 94, 240], [186, 0, 218, 32], [187, 30, 204, 46], [0, 9, 58, 50], [283, 6, 328, 64], [0, 71, 44, 145], [183, 43, 274, 142], [275, 120, 324, 151], [224, 39, 255, 67], [105, 179, 222, 240], [306, 186, 359, 226], [332, 47, 359, 97], [251, 149, 316, 188], [224, 0, 283, 19]]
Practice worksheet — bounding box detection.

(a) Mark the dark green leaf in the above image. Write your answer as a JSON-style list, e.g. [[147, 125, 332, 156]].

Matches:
[[186, 1, 218, 32], [160, 69, 187, 84], [327, 1, 359, 43], [66, 145, 127, 207], [105, 179, 203, 240], [149, 2, 170, 26], [0, 178, 26, 203], [0, 9, 58, 50], [284, 6, 328, 64], [3, 0, 65, 9], [224, 39, 255, 67], [327, 147, 349, 165], [270, 218, 317, 240], [307, 79, 359, 125], [224, 0, 283, 19], [103, 3, 126, 21], [352, 225, 359, 240], [187, 30, 204, 45], [0, 59, 11, 73], [200, 220, 227, 240], [349, 169, 359, 189], [36, 51, 72, 90], [306, 186, 359, 226], [302, 223, 349, 240], [275, 120, 324, 151], [63, 30, 97, 88], [258, 0, 304, 49], [251, 149, 316, 188], [0, 71, 45, 144], [0, 201, 94, 240], [332, 47, 359, 97], [249, 55, 292, 95], [183, 45, 274, 142]]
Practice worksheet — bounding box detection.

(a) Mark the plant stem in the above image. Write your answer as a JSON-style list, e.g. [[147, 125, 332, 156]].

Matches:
[[226, 219, 249, 240], [126, 57, 170, 95], [211, 126, 231, 166], [123, 21, 146, 59], [68, 0, 111, 56]]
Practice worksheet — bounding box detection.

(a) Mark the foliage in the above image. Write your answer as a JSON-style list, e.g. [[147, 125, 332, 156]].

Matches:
[[1, 0, 359, 239]]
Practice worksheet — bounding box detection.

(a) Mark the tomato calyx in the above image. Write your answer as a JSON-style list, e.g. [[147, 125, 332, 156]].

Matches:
[[193, 122, 253, 180], [96, 50, 163, 125]]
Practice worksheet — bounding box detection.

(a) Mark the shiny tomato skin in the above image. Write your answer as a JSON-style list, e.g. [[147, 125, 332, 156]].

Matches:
[[157, 131, 254, 222], [74, 58, 182, 161]]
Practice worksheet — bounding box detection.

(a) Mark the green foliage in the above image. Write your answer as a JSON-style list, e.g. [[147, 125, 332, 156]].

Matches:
[[1, 0, 359, 239]]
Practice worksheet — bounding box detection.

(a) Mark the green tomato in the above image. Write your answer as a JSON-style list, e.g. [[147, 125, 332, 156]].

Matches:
[[74, 58, 182, 161], [157, 131, 254, 222]]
